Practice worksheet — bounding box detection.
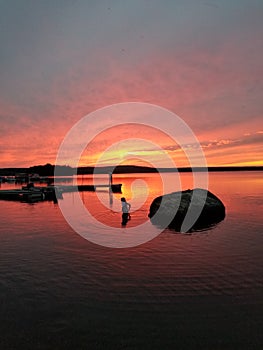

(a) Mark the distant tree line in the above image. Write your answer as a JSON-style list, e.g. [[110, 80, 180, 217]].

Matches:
[[29, 164, 74, 176], [0, 164, 262, 176]]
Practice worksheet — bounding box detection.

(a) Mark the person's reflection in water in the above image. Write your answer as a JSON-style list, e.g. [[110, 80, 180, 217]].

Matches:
[[121, 197, 131, 226], [109, 189, 113, 208]]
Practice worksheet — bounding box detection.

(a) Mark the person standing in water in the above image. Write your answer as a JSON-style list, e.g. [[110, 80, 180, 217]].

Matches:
[[121, 197, 131, 226], [108, 172, 113, 187]]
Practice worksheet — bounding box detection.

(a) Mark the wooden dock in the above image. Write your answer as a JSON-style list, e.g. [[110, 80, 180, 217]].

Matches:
[[0, 183, 122, 202], [57, 184, 122, 193]]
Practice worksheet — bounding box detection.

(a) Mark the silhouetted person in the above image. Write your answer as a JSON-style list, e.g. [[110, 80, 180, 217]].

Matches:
[[121, 197, 131, 226]]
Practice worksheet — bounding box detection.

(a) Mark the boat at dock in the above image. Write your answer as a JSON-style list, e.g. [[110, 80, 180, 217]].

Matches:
[[0, 181, 61, 202], [15, 173, 52, 184], [1, 176, 16, 183], [0, 189, 45, 202]]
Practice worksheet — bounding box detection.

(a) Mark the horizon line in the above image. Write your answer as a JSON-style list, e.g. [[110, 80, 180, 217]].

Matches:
[[1, 164, 263, 170]]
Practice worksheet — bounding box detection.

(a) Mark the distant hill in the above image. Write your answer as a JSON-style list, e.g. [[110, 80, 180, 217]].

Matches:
[[0, 163, 262, 176]]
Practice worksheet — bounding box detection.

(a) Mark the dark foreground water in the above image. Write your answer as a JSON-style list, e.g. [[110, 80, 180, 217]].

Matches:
[[0, 172, 262, 349]]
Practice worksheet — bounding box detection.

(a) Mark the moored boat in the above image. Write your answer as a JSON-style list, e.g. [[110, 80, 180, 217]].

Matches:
[[2, 176, 16, 183]]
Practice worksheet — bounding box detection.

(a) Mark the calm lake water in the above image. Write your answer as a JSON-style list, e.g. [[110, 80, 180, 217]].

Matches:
[[0, 171, 262, 349]]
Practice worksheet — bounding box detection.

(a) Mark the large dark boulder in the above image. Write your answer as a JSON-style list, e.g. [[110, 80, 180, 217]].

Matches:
[[148, 188, 225, 232]]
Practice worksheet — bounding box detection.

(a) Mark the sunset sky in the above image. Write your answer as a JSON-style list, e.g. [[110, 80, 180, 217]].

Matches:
[[0, 0, 262, 168]]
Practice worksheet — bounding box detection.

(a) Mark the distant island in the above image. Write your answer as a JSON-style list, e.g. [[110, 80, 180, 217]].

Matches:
[[0, 163, 262, 176]]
